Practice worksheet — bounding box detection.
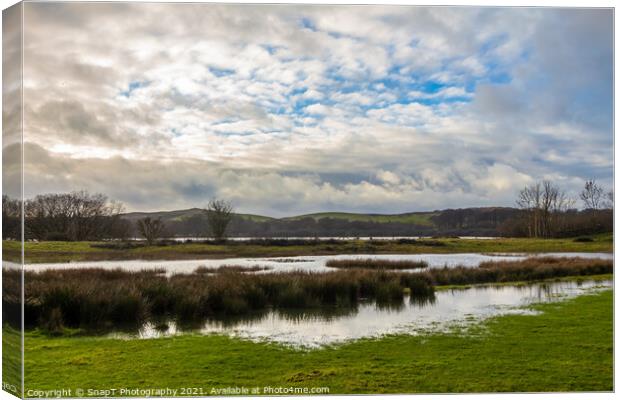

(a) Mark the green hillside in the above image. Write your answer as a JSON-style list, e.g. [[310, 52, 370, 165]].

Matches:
[[121, 209, 438, 226], [121, 208, 274, 223], [282, 212, 438, 226]]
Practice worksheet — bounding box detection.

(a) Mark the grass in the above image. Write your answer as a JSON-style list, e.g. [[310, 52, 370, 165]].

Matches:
[[4, 232, 612, 263], [424, 256, 613, 286], [435, 273, 614, 291], [2, 325, 21, 397], [11, 257, 611, 332], [13, 268, 434, 331], [194, 265, 272, 273], [21, 290, 613, 394], [326, 258, 429, 270]]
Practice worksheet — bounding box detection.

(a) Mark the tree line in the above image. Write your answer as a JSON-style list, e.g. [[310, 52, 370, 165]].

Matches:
[[2, 179, 613, 242], [2, 193, 234, 242], [503, 179, 613, 238]]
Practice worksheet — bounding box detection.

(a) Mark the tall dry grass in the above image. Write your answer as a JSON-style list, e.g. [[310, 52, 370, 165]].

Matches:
[[8, 256, 611, 332], [326, 258, 429, 270], [14, 268, 433, 331]]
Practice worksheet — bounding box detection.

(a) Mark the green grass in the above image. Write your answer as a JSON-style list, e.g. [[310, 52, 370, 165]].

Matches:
[[2, 325, 22, 397], [22, 290, 612, 394], [282, 211, 437, 226], [5, 233, 612, 263]]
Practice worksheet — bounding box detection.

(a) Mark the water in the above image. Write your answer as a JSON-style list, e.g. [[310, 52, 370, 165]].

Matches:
[[109, 279, 612, 348], [23, 252, 613, 275], [125, 236, 499, 242]]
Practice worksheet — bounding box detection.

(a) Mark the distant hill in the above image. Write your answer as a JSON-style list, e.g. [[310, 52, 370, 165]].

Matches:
[[122, 208, 275, 223], [282, 212, 437, 226], [120, 207, 521, 237]]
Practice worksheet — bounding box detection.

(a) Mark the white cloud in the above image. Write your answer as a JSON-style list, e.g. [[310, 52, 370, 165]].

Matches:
[[14, 4, 613, 214]]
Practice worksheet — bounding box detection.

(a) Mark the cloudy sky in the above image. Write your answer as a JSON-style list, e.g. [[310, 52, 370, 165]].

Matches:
[[9, 3, 614, 216]]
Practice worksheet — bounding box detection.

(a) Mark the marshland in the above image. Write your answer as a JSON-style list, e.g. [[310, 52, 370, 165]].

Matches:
[[1, 194, 614, 394], [4, 256, 612, 336]]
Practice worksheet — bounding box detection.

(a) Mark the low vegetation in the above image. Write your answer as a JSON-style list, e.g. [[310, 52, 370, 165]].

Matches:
[[326, 258, 429, 270], [7, 256, 611, 334], [10, 268, 434, 332], [425, 256, 612, 286], [194, 265, 272, 273], [21, 291, 613, 393], [3, 233, 612, 263]]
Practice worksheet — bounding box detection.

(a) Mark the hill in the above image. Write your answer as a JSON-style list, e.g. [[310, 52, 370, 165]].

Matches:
[[282, 212, 437, 226], [122, 208, 274, 223], [120, 207, 520, 237]]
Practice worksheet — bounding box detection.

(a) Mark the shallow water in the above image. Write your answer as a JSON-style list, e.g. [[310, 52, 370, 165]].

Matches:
[[132, 236, 499, 242], [109, 279, 612, 348], [23, 252, 613, 275]]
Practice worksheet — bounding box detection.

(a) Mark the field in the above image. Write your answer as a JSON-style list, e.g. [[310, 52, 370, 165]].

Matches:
[[3, 233, 613, 263], [19, 290, 612, 394]]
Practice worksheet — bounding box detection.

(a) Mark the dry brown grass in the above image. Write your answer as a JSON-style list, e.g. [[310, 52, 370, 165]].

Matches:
[[326, 258, 428, 270]]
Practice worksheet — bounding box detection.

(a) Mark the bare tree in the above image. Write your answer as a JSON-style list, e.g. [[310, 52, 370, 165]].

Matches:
[[205, 199, 234, 241], [136, 217, 165, 245], [24, 191, 125, 241], [580, 180, 604, 210], [517, 182, 542, 238], [517, 180, 572, 238], [603, 190, 614, 209], [2, 195, 21, 240]]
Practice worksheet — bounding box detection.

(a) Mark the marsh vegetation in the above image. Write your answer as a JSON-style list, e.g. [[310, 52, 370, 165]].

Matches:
[[6, 256, 611, 335]]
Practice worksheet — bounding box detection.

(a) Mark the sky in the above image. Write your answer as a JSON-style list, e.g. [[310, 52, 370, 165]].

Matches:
[[5, 3, 614, 216]]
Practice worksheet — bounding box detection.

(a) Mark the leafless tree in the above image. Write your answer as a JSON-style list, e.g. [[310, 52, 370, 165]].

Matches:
[[2, 195, 21, 240], [517, 182, 542, 238], [517, 180, 572, 238], [580, 180, 604, 210], [603, 190, 614, 209], [24, 191, 125, 241], [205, 199, 234, 241], [136, 217, 165, 245]]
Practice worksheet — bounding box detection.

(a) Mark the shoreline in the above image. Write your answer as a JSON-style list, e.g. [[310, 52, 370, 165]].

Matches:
[[15, 289, 613, 394], [3, 233, 613, 264]]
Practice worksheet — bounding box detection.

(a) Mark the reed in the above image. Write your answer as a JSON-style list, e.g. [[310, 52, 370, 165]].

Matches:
[[427, 257, 612, 286], [8, 256, 611, 332], [326, 258, 429, 270], [14, 268, 434, 331], [194, 265, 272, 273]]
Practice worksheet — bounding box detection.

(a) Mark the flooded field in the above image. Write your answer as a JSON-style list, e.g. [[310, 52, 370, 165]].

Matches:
[[20, 252, 614, 274], [110, 279, 612, 347]]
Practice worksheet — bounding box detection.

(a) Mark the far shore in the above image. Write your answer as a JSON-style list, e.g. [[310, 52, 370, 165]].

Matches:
[[2, 233, 613, 264]]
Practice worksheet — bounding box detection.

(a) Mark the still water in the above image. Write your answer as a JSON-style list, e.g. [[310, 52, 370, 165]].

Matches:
[[110, 279, 612, 348], [24, 252, 613, 274]]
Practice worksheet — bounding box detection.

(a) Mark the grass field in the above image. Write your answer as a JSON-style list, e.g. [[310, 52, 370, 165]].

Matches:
[[3, 233, 613, 263], [20, 290, 613, 394]]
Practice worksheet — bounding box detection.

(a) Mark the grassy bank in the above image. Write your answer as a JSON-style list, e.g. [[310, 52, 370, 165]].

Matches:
[[3, 233, 613, 263], [22, 290, 613, 394]]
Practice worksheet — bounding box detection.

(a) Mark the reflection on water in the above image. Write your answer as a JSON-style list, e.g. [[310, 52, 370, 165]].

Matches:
[[109, 279, 611, 348], [24, 252, 614, 275]]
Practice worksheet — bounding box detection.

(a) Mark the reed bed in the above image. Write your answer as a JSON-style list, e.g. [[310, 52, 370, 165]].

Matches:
[[194, 265, 272, 273], [4, 256, 611, 333], [9, 268, 433, 332], [326, 258, 429, 270], [426, 257, 613, 286]]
